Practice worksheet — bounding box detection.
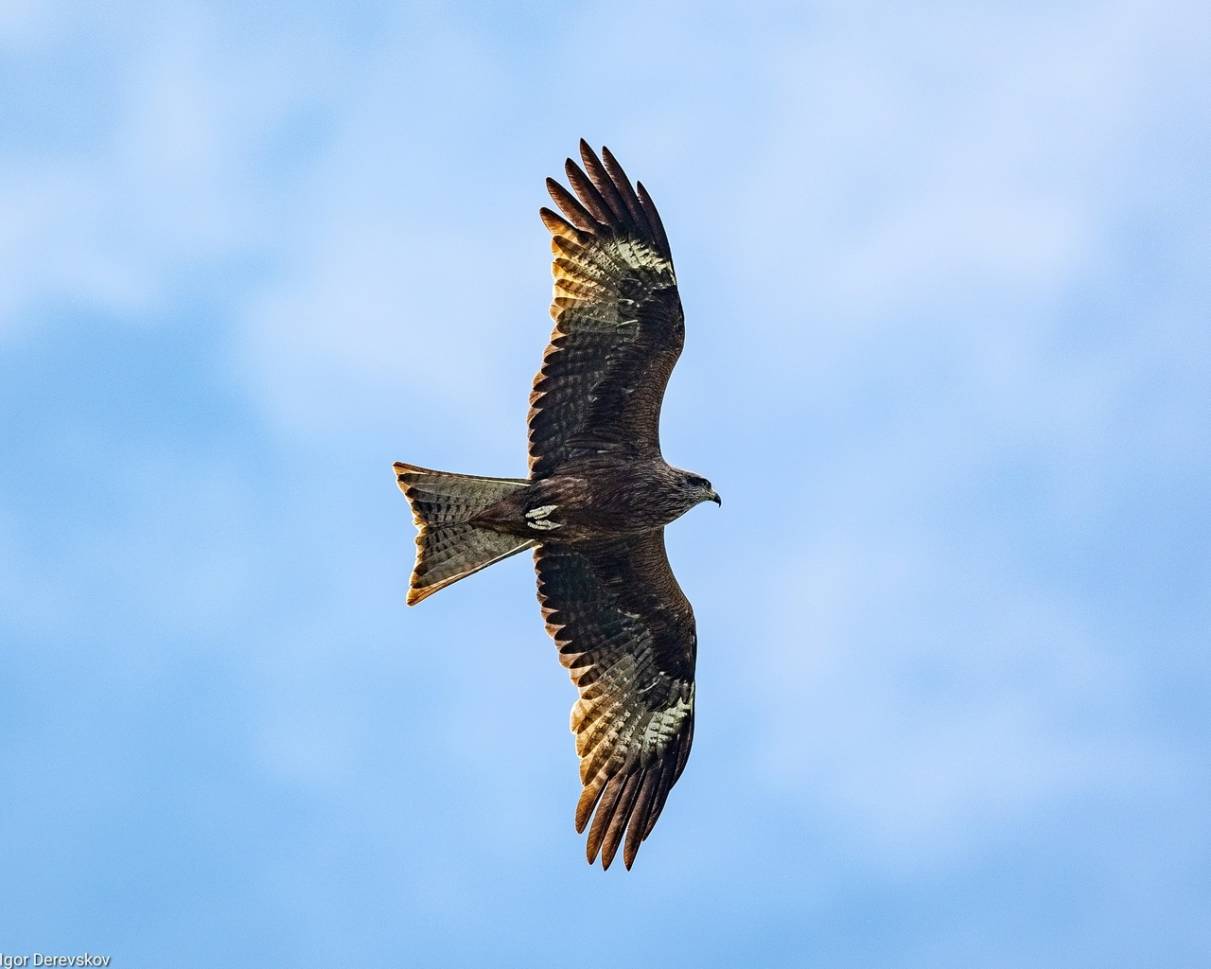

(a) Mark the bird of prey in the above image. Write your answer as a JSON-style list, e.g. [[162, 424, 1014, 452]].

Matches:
[[394, 141, 718, 870]]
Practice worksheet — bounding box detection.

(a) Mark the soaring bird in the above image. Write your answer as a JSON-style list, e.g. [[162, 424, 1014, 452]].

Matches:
[[394, 141, 718, 870]]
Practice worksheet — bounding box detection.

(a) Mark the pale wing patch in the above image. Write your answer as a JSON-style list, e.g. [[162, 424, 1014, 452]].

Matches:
[[605, 238, 675, 282]]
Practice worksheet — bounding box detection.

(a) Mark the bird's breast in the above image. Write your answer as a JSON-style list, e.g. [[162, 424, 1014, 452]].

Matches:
[[521, 467, 684, 539]]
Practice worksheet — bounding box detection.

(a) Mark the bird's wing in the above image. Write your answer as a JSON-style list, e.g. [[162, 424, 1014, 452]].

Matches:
[[535, 530, 696, 869], [529, 140, 684, 477]]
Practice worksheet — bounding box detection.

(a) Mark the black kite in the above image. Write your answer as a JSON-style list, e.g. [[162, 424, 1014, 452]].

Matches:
[[394, 141, 718, 869]]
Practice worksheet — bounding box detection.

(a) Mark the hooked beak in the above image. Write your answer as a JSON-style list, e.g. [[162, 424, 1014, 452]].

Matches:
[[710, 490, 722, 507]]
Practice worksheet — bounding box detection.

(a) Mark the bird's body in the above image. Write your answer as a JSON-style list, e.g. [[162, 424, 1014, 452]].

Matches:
[[475, 460, 717, 543], [394, 141, 716, 870]]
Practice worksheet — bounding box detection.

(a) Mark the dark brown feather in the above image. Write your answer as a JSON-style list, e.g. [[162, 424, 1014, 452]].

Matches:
[[545, 179, 600, 234], [636, 181, 672, 263], [536, 531, 696, 870], [564, 158, 619, 227], [624, 767, 661, 869], [580, 139, 636, 234], [601, 145, 653, 240], [586, 772, 626, 863], [530, 144, 683, 476], [641, 755, 677, 839], [599, 771, 642, 870], [539, 205, 589, 243]]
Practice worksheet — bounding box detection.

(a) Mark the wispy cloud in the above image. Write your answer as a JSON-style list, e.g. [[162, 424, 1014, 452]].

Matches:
[[3, 1, 1209, 964]]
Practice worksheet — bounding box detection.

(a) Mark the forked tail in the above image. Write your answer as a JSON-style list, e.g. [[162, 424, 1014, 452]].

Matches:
[[393, 462, 534, 605]]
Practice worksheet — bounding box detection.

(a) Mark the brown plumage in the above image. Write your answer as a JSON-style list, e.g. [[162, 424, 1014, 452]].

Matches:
[[394, 141, 718, 870]]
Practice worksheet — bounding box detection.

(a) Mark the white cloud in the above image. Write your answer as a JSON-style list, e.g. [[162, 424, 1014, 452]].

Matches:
[[228, 12, 554, 442], [747, 525, 1175, 867], [4, 0, 1207, 895], [0, 5, 345, 329], [212, 0, 1209, 871], [728, 0, 1206, 339]]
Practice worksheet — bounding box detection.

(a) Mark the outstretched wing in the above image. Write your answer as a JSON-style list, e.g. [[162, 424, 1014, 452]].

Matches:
[[529, 140, 684, 477], [535, 530, 696, 869]]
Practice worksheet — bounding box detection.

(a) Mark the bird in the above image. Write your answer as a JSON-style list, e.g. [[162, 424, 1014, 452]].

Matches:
[[393, 140, 718, 870]]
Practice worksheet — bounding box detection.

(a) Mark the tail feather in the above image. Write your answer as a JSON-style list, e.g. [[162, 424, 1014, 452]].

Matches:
[[393, 462, 534, 605]]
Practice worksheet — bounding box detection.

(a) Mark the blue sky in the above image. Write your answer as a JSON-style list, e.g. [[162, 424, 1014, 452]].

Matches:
[[2, 1, 1209, 965]]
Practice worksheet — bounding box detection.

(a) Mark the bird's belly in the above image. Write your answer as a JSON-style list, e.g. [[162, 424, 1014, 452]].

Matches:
[[517, 472, 676, 541]]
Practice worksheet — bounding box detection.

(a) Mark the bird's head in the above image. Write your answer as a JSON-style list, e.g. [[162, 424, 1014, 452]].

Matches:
[[679, 470, 722, 508]]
